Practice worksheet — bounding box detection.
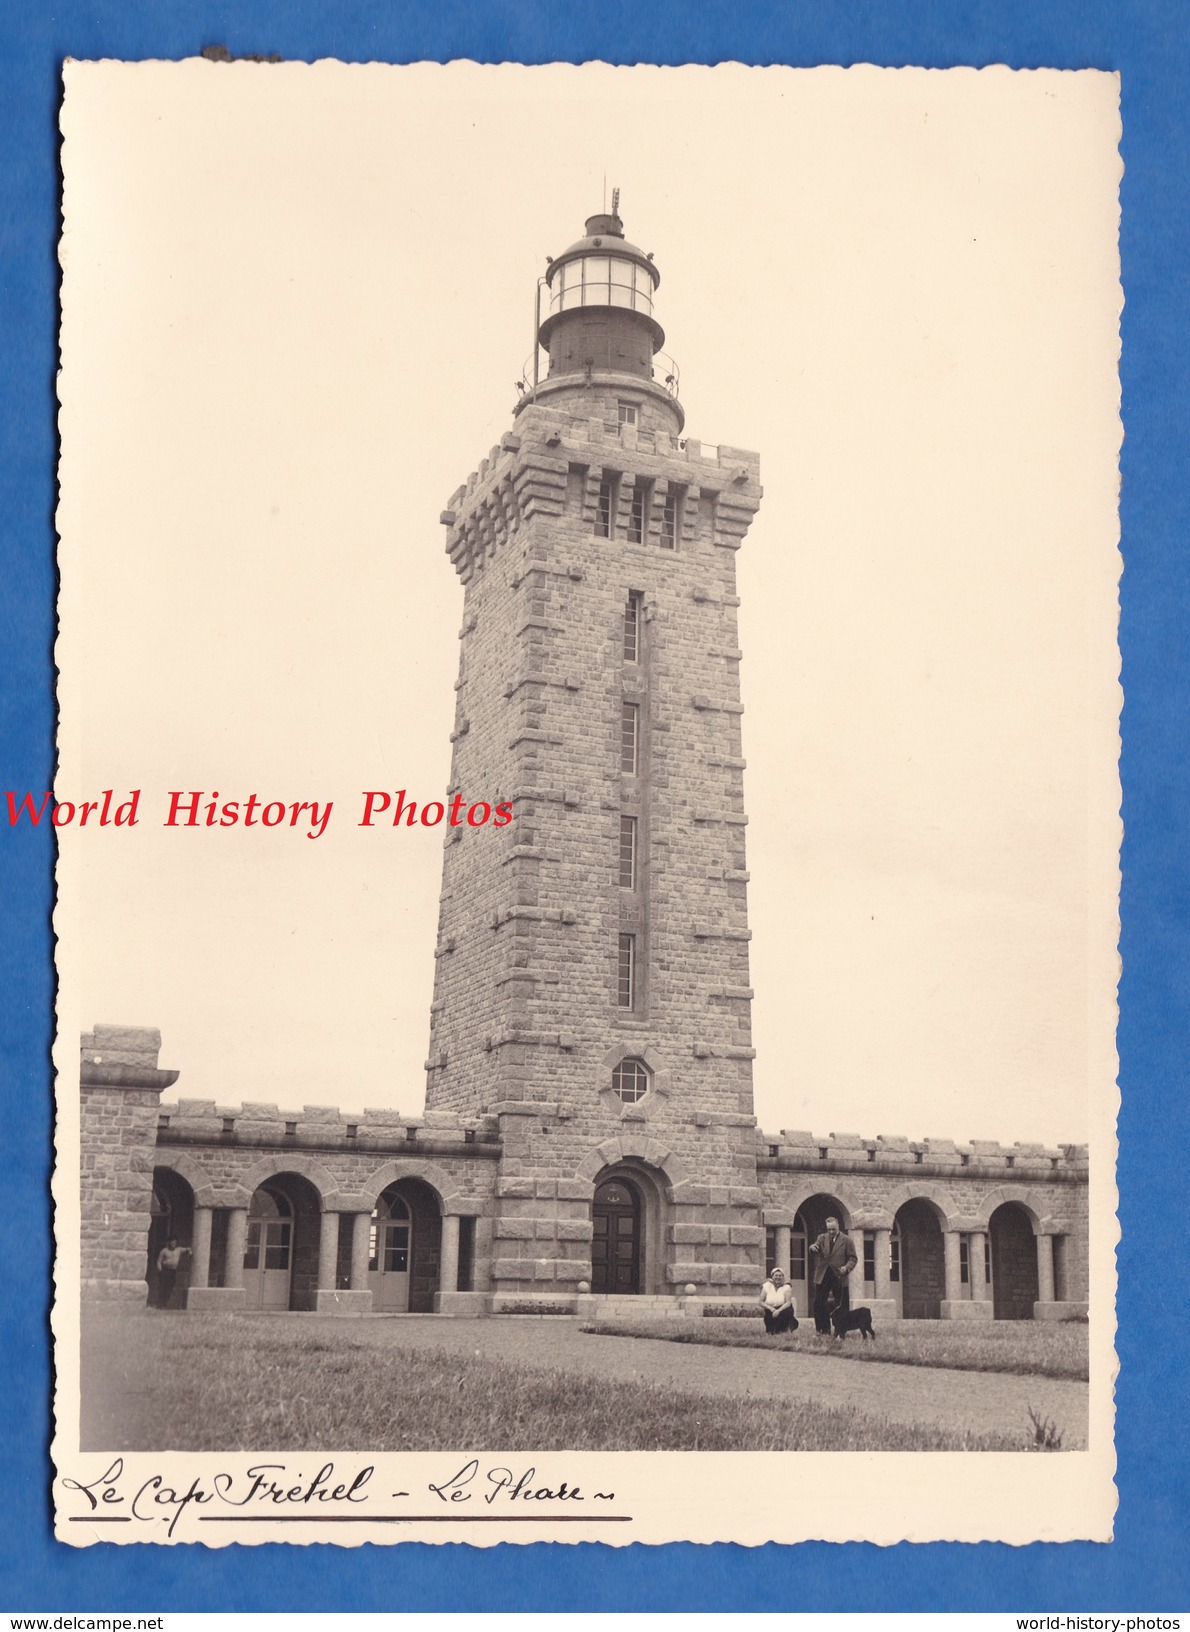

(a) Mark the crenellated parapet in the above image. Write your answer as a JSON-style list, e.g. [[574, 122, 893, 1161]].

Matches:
[[156, 1097, 501, 1156], [440, 406, 761, 583], [756, 1126, 1089, 1179]]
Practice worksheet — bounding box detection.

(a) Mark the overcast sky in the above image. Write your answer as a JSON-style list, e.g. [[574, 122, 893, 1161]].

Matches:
[[55, 62, 1121, 1146]]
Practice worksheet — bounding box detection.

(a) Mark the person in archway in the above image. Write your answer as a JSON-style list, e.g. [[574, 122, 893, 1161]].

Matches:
[[154, 1237, 190, 1309], [810, 1215, 857, 1334], [758, 1266, 798, 1335]]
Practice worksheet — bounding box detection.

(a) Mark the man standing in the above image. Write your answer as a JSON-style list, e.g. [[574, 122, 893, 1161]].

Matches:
[[758, 1267, 798, 1335], [154, 1236, 189, 1309], [810, 1214, 858, 1334]]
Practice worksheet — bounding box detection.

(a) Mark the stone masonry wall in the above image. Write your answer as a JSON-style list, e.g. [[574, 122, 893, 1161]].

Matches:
[[425, 385, 764, 1296], [80, 1025, 179, 1300]]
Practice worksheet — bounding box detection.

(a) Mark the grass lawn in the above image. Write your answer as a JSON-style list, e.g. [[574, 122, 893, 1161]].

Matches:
[[579, 1316, 1089, 1381], [80, 1309, 1033, 1454]]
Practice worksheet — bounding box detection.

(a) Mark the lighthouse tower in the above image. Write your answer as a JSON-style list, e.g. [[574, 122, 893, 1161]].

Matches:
[[429, 204, 764, 1306]]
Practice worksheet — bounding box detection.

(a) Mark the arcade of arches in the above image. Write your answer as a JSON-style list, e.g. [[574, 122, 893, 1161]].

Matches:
[[83, 1027, 1090, 1323], [147, 1168, 472, 1315], [139, 1158, 1082, 1321], [761, 1193, 1071, 1322]]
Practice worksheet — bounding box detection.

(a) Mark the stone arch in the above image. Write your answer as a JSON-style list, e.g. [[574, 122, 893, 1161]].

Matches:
[[150, 1148, 221, 1209], [872, 1183, 962, 1233], [974, 1186, 1056, 1233], [575, 1133, 690, 1191], [783, 1184, 860, 1232], [359, 1158, 466, 1213], [219, 1152, 340, 1211]]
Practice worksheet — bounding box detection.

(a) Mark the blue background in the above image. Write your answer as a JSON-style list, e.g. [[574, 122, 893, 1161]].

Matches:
[[2, 0, 1185, 1611]]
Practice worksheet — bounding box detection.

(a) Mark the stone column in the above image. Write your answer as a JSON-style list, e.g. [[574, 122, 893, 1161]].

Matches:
[[314, 1206, 373, 1314], [941, 1227, 978, 1319], [1036, 1230, 1056, 1304], [318, 1211, 340, 1291], [969, 1230, 990, 1301], [350, 1211, 372, 1292], [944, 1230, 964, 1302], [189, 1206, 213, 1291], [873, 1228, 892, 1300], [186, 1204, 249, 1311], [439, 1213, 461, 1297], [223, 1208, 248, 1291], [773, 1223, 792, 1280]]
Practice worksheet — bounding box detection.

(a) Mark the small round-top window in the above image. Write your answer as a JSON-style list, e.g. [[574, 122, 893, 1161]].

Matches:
[[612, 1057, 650, 1103]]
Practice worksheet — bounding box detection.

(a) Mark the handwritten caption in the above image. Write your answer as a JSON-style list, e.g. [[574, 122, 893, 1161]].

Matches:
[[62, 1457, 618, 1537]]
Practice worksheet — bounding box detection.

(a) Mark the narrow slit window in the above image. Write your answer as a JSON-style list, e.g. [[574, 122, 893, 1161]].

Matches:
[[627, 477, 650, 543], [565, 463, 587, 512], [594, 474, 616, 538], [617, 933, 637, 1009], [660, 486, 684, 549], [959, 1238, 970, 1284], [619, 815, 638, 889], [623, 590, 642, 663], [620, 702, 640, 774], [890, 1231, 901, 1283], [984, 1237, 992, 1284], [863, 1232, 876, 1285]]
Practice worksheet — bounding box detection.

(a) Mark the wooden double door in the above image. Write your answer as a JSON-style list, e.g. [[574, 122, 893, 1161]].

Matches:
[[244, 1187, 294, 1310], [591, 1178, 641, 1294]]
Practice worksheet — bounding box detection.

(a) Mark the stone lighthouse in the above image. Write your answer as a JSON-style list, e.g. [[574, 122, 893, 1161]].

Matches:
[[76, 209, 1089, 1326], [428, 202, 765, 1306]]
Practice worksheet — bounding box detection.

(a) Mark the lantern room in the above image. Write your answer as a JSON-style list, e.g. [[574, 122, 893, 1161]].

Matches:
[[537, 205, 666, 384]]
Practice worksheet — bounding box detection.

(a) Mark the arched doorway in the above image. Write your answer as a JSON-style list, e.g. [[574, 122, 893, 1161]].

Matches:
[[894, 1198, 945, 1320], [790, 1195, 849, 1318], [990, 1202, 1039, 1320], [371, 1191, 414, 1312], [592, 1176, 642, 1294], [146, 1167, 194, 1308], [369, 1179, 443, 1314], [243, 1173, 322, 1311]]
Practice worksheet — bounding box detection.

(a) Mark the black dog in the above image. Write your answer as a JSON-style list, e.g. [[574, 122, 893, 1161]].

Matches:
[[830, 1304, 876, 1341]]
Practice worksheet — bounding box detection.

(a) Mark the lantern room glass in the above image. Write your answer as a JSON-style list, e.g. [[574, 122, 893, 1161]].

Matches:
[[549, 255, 654, 317]]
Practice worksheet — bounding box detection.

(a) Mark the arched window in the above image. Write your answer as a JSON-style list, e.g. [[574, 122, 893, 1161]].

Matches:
[[245, 1184, 293, 1273], [612, 1056, 650, 1103], [370, 1191, 413, 1273], [249, 1185, 293, 1221]]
